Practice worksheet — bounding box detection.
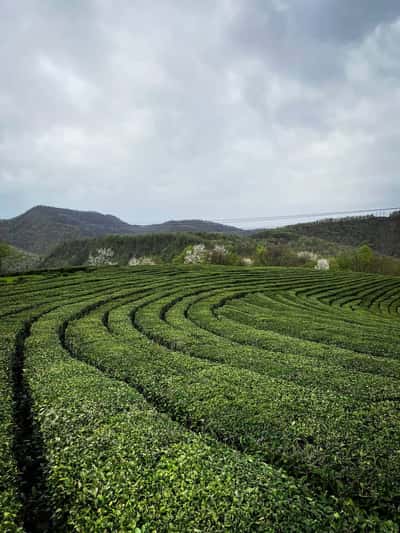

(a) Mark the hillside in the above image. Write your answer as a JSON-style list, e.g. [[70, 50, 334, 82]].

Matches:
[[41, 229, 348, 270], [0, 206, 244, 255], [249, 228, 348, 256], [42, 233, 220, 268], [0, 242, 40, 273], [275, 212, 400, 257], [3, 206, 399, 268]]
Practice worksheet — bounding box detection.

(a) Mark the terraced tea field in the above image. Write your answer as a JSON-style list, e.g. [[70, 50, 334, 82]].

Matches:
[[1, 265, 400, 531]]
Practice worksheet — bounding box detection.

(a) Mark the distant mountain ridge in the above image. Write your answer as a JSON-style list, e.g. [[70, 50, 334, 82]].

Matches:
[[2, 205, 399, 260], [0, 205, 245, 254]]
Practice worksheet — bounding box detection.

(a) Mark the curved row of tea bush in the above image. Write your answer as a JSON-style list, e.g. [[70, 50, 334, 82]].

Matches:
[[211, 278, 400, 355], [64, 270, 400, 522], [1, 265, 399, 530], [21, 272, 378, 531], [0, 321, 23, 532], [146, 272, 400, 382], [0, 269, 165, 531], [133, 285, 400, 402]]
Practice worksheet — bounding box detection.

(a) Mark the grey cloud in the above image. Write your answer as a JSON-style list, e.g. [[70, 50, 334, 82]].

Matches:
[[0, 0, 399, 224], [303, 0, 400, 43], [228, 0, 400, 83]]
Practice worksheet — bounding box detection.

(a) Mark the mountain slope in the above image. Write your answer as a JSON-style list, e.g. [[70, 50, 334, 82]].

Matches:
[[0, 206, 244, 254], [277, 213, 400, 257], [0, 242, 40, 273], [41, 233, 228, 268], [4, 205, 398, 259], [41, 229, 348, 270]]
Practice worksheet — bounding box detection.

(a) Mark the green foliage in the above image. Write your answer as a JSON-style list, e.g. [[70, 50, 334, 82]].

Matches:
[[255, 243, 309, 267], [0, 241, 11, 271], [271, 213, 400, 257], [69, 269, 399, 522], [44, 233, 253, 269], [251, 229, 346, 256], [0, 328, 26, 531], [209, 247, 239, 265], [1, 266, 400, 529], [0, 241, 11, 257], [0, 241, 40, 274], [43, 233, 232, 268], [335, 245, 400, 275]]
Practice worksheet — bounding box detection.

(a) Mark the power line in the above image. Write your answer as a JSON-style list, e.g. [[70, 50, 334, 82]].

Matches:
[[213, 207, 400, 224]]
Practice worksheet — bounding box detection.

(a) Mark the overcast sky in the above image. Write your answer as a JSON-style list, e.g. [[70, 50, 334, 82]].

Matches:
[[1, 1, 400, 226]]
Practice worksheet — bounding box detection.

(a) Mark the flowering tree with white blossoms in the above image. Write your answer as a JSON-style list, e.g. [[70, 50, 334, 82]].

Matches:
[[184, 244, 208, 264], [315, 258, 330, 270], [88, 248, 117, 266]]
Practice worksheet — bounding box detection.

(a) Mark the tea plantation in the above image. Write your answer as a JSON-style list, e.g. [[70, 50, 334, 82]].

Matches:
[[1, 265, 399, 531]]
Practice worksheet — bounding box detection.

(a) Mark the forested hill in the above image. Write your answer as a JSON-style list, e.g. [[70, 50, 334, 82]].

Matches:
[[0, 206, 244, 254], [0, 242, 40, 273], [3, 206, 399, 260], [41, 233, 219, 268], [254, 213, 400, 257], [40, 230, 347, 270]]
